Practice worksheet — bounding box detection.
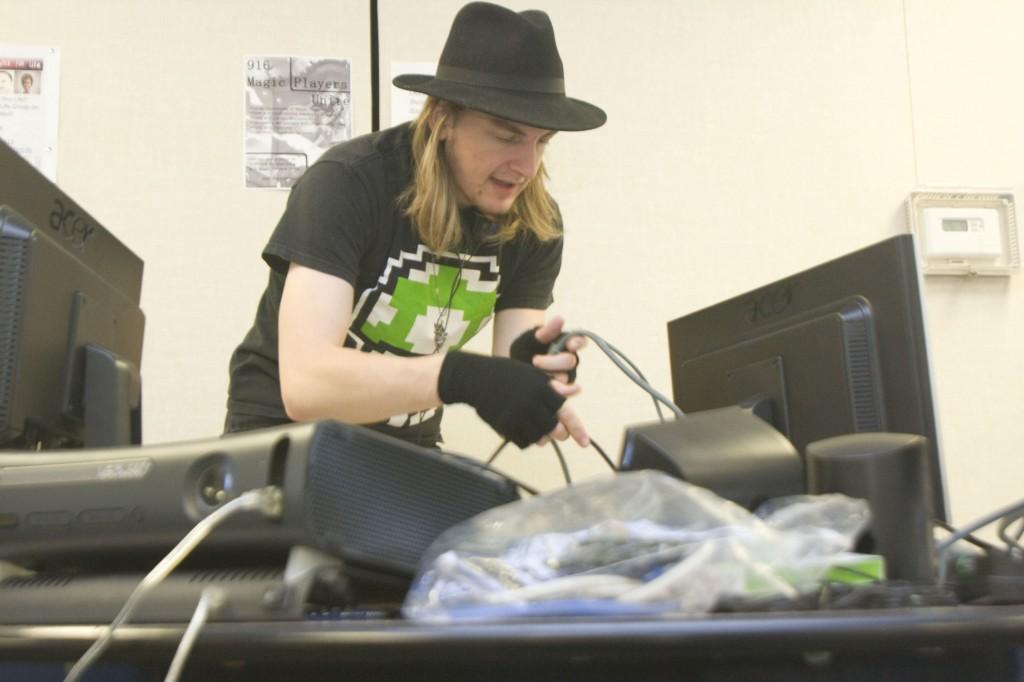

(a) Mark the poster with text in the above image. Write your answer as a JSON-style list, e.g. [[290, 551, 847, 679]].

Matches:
[[0, 46, 60, 181], [244, 55, 352, 189]]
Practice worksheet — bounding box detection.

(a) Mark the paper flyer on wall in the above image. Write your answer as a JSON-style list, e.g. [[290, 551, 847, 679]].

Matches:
[[244, 55, 352, 189], [390, 61, 435, 127], [0, 45, 60, 181]]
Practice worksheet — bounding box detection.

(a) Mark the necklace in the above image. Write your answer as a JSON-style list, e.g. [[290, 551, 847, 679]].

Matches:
[[429, 238, 485, 353], [414, 228, 490, 446], [430, 253, 468, 353]]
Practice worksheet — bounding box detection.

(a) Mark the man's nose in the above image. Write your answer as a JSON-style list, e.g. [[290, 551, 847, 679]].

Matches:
[[508, 141, 542, 179]]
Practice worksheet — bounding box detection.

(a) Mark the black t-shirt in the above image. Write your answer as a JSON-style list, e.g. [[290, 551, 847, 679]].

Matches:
[[226, 123, 563, 444]]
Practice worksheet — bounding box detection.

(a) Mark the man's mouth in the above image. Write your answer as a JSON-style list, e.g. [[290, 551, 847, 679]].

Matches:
[[491, 177, 520, 191]]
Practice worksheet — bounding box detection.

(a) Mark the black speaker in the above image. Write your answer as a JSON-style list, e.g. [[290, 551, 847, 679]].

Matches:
[[806, 432, 935, 581], [620, 406, 804, 510]]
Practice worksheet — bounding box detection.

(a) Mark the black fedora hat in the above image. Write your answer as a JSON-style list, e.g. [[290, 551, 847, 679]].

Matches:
[[393, 2, 606, 132]]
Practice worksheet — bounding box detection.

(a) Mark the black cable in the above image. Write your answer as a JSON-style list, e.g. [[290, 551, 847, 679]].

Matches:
[[933, 518, 994, 551], [477, 439, 537, 495], [429, 440, 538, 497], [550, 440, 572, 486], [487, 439, 510, 466], [997, 512, 1024, 553], [936, 497, 1024, 554], [936, 496, 1024, 583], [514, 480, 540, 497], [490, 436, 611, 490], [589, 437, 617, 471], [486, 329, 666, 491]]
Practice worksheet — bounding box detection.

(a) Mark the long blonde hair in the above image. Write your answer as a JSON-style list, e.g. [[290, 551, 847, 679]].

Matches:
[[401, 97, 561, 253]]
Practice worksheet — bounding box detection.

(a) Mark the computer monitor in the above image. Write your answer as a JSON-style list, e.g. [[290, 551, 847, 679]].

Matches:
[[0, 138, 145, 449], [665, 234, 947, 521]]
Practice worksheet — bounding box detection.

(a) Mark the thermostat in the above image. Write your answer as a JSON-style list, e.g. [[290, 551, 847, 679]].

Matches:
[[907, 190, 1019, 276]]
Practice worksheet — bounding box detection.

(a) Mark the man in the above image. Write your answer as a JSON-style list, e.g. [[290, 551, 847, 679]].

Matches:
[[225, 2, 606, 450], [20, 73, 33, 94]]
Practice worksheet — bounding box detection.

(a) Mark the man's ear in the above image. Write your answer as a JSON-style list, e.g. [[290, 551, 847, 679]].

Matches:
[[428, 104, 452, 140]]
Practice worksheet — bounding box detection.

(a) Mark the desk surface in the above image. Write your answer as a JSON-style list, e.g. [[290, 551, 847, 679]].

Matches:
[[3, 604, 1024, 681]]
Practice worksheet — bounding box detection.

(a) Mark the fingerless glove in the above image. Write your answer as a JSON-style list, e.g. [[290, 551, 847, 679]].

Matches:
[[438, 351, 565, 448], [509, 327, 578, 383]]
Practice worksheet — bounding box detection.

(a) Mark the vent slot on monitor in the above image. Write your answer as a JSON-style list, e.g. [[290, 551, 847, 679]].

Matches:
[[0, 228, 29, 437]]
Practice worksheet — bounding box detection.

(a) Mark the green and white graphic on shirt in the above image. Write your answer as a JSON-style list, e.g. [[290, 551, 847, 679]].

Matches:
[[350, 245, 499, 356]]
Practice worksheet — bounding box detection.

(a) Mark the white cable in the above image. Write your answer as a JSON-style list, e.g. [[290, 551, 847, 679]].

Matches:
[[163, 587, 225, 682], [64, 486, 282, 682]]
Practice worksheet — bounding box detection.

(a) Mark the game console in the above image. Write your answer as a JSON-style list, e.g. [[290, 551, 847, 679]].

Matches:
[[0, 420, 520, 578]]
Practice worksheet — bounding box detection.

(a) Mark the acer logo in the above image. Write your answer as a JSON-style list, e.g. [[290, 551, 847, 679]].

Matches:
[[743, 281, 799, 324], [48, 199, 96, 251]]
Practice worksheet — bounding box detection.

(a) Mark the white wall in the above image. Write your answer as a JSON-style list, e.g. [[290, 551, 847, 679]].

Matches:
[[2, 0, 372, 442], [2, 0, 1021, 530], [903, 0, 1024, 526]]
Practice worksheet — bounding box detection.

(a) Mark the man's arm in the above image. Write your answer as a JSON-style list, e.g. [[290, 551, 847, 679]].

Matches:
[[278, 263, 445, 423], [277, 264, 587, 447], [492, 308, 546, 357]]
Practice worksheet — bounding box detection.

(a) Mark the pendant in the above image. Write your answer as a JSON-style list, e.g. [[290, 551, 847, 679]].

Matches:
[[433, 321, 448, 349]]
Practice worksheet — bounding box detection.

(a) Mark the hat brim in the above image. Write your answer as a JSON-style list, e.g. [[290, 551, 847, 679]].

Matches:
[[393, 74, 606, 132]]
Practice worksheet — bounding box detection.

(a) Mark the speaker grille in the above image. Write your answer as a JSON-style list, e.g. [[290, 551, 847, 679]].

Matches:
[[2, 574, 73, 590], [304, 422, 517, 574], [188, 567, 283, 584], [0, 231, 28, 434], [843, 315, 884, 432]]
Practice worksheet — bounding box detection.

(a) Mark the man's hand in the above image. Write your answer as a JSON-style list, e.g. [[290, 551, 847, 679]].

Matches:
[[509, 315, 585, 384], [437, 350, 589, 448], [507, 316, 589, 446], [539, 378, 589, 447]]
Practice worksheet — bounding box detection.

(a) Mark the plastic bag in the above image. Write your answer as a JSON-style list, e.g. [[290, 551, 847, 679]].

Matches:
[[402, 470, 871, 622]]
